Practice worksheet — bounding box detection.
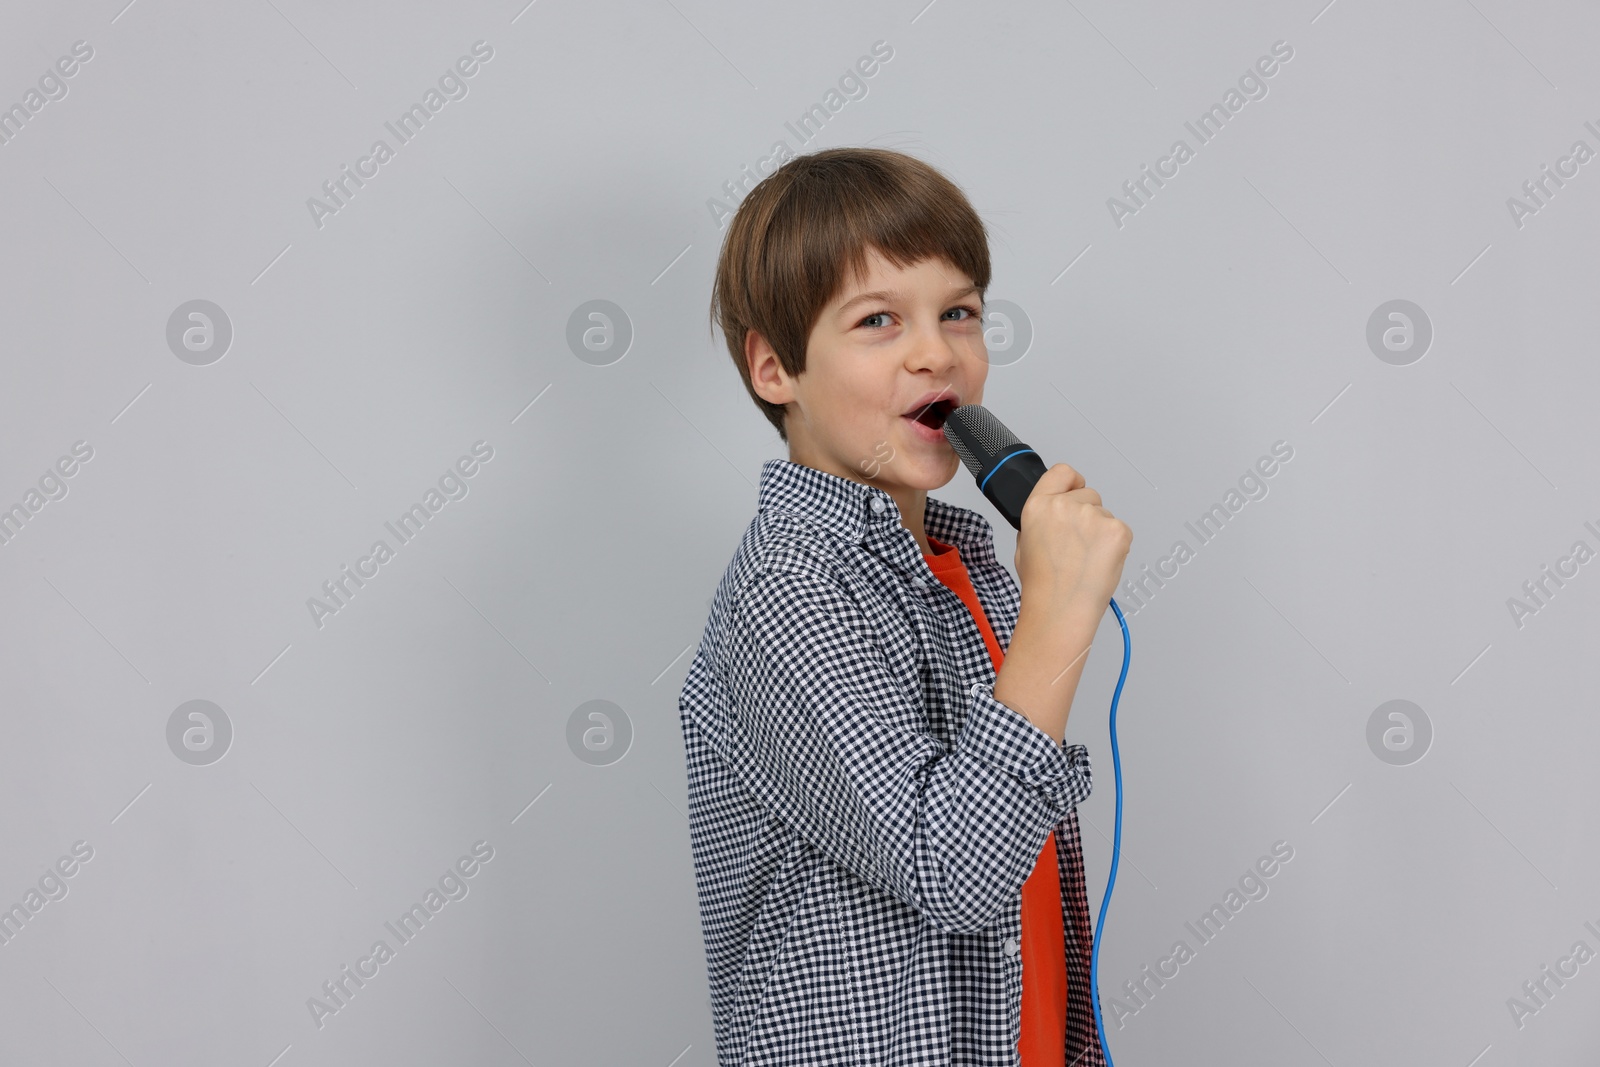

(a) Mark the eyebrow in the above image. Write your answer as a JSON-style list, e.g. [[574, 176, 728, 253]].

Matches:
[[835, 283, 982, 319]]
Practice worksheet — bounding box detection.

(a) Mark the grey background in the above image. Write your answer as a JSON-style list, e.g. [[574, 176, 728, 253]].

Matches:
[[1, 0, 1596, 1064]]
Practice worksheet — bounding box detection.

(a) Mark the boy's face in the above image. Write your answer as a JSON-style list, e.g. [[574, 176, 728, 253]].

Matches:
[[747, 246, 989, 497]]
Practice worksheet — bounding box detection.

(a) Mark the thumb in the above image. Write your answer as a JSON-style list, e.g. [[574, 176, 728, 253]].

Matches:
[[1030, 463, 1085, 497]]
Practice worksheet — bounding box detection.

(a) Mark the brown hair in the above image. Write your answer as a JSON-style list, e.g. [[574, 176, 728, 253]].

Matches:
[[710, 147, 992, 442]]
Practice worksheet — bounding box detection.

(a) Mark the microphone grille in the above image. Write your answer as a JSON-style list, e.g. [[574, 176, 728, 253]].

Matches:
[[943, 404, 1020, 477]]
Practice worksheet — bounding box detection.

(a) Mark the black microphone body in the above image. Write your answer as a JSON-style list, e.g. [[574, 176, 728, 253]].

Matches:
[[942, 404, 1047, 532]]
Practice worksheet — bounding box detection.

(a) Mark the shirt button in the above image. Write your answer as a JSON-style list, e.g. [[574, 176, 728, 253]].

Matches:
[[868, 496, 886, 514], [910, 577, 927, 591], [1002, 938, 1019, 956]]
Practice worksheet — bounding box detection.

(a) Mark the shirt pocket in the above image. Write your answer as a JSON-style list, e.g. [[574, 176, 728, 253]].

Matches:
[[742, 862, 856, 1065], [853, 587, 926, 705], [877, 593, 972, 748]]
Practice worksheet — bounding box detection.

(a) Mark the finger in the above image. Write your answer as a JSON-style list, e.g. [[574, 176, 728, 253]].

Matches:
[[1064, 487, 1102, 507]]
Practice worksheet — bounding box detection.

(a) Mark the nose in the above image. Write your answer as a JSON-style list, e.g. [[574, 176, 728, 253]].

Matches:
[[903, 315, 964, 376]]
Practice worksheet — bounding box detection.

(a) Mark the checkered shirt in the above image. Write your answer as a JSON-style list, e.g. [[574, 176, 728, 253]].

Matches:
[[679, 458, 1105, 1066]]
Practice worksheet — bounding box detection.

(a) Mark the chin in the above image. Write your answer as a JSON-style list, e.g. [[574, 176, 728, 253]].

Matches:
[[900, 452, 961, 490]]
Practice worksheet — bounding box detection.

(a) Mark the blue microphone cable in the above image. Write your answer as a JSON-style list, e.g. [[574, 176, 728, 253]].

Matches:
[[949, 408, 1131, 1062], [1088, 595, 1131, 1066]]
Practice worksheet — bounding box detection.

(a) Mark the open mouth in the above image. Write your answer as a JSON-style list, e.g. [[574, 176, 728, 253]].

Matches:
[[905, 397, 958, 430]]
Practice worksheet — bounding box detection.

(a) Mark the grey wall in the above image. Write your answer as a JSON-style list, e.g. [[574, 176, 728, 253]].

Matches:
[[2, 0, 1596, 1063]]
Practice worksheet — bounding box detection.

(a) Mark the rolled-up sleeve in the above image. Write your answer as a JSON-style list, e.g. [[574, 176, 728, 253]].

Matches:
[[721, 560, 1092, 936]]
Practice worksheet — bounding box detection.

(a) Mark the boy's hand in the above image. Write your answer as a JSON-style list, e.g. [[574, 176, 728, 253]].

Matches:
[[993, 463, 1132, 741], [993, 463, 1130, 741], [1013, 463, 1133, 629]]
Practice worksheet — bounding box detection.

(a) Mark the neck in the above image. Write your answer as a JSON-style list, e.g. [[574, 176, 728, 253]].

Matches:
[[889, 485, 931, 554]]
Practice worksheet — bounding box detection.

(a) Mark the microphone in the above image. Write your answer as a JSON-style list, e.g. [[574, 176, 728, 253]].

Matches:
[[942, 400, 1130, 1067], [942, 404, 1047, 532]]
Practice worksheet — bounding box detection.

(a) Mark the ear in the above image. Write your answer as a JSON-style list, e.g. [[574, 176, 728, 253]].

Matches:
[[745, 329, 796, 407]]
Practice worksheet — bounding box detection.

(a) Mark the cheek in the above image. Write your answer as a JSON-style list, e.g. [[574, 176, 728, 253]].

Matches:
[[964, 339, 991, 381], [955, 323, 986, 356], [823, 378, 882, 438]]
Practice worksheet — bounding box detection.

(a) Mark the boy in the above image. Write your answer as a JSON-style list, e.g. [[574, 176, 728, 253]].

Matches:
[[679, 147, 1132, 1066]]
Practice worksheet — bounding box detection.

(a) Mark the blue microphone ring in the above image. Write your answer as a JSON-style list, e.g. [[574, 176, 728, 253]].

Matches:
[[978, 448, 1038, 493]]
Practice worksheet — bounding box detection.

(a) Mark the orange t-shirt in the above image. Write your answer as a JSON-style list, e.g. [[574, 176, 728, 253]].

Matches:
[[923, 536, 1067, 1066]]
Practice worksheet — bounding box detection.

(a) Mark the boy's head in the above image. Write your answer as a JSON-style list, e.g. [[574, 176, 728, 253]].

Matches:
[[711, 147, 992, 495]]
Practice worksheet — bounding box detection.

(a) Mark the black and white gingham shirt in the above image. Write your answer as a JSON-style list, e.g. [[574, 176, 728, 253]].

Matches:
[[679, 458, 1105, 1066]]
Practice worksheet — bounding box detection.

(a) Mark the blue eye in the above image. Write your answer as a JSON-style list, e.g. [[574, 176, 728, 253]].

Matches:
[[858, 304, 982, 329]]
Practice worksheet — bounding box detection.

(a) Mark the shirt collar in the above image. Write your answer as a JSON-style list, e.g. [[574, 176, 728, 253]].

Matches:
[[756, 458, 1002, 568]]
